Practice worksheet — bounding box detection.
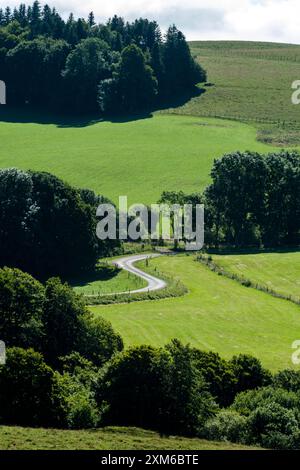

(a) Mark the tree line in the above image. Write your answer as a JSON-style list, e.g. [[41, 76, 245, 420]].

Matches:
[[1, 266, 300, 448], [0, 168, 120, 280], [0, 1, 206, 114], [160, 150, 300, 248]]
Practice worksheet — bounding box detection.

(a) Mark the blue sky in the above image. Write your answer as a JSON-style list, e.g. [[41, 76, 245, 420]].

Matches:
[[4, 0, 300, 44]]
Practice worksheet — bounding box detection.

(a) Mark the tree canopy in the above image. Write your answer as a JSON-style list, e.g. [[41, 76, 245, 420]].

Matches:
[[0, 2, 206, 114]]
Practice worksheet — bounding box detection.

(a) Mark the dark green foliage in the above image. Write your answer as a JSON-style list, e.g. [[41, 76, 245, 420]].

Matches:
[[80, 316, 124, 367], [232, 386, 300, 417], [204, 150, 300, 247], [273, 369, 300, 393], [163, 340, 217, 436], [5, 37, 69, 107], [162, 25, 206, 95], [98, 345, 172, 430], [42, 277, 88, 366], [229, 354, 272, 393], [191, 350, 237, 407], [263, 151, 300, 246], [0, 168, 115, 279], [227, 387, 300, 449], [202, 410, 249, 444], [42, 277, 123, 367], [247, 403, 300, 449], [0, 267, 45, 349], [0, 3, 205, 114], [99, 44, 157, 114], [62, 38, 119, 112], [98, 340, 216, 436], [53, 370, 100, 429], [0, 348, 58, 426], [205, 151, 268, 246]]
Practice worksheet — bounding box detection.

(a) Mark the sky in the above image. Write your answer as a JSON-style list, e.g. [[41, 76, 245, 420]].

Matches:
[[3, 0, 300, 44]]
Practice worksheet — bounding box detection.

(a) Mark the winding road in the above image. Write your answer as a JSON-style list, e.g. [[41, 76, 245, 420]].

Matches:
[[113, 253, 167, 294]]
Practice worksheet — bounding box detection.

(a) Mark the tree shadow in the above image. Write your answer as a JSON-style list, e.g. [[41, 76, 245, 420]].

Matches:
[[67, 264, 120, 288], [153, 85, 206, 112], [0, 86, 206, 127], [0, 105, 103, 128]]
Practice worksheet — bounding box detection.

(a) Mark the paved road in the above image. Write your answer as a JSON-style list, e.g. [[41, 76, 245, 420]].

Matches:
[[113, 253, 167, 294]]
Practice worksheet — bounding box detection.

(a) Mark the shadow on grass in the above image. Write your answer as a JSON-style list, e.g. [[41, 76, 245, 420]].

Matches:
[[207, 246, 300, 256], [0, 86, 206, 128], [67, 264, 120, 288]]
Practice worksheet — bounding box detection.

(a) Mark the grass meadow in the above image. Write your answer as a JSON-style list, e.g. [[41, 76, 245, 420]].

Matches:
[[91, 254, 300, 372], [0, 426, 259, 450]]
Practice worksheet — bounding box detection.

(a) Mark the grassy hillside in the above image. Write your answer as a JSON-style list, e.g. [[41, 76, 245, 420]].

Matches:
[[0, 426, 258, 450], [72, 264, 147, 296], [213, 251, 300, 302], [1, 41, 299, 203], [0, 112, 283, 205], [91, 254, 300, 371], [172, 41, 300, 126]]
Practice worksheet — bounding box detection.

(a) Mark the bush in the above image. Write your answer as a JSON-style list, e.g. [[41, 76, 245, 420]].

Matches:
[[232, 386, 300, 417], [80, 316, 124, 367], [247, 403, 300, 449], [273, 369, 300, 393], [54, 372, 100, 429], [0, 168, 113, 279], [42, 278, 123, 367], [191, 350, 237, 407], [202, 410, 249, 444], [165, 340, 217, 436], [0, 267, 45, 349], [98, 341, 217, 436], [0, 348, 58, 426], [229, 354, 272, 394]]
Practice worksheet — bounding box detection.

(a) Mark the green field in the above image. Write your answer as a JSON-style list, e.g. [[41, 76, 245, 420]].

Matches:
[[174, 41, 300, 125], [0, 426, 258, 450], [1, 41, 299, 204], [0, 112, 278, 205], [91, 254, 300, 371], [213, 251, 300, 302]]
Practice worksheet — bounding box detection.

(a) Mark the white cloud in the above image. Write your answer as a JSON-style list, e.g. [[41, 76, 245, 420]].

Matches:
[[3, 0, 300, 44]]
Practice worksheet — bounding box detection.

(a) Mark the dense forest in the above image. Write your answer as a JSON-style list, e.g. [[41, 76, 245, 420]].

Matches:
[[0, 1, 206, 113]]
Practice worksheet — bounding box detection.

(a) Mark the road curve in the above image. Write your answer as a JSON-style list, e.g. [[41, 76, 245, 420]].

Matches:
[[113, 253, 167, 294]]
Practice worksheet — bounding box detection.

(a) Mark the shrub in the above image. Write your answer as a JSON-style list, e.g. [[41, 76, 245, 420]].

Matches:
[[42, 278, 88, 366], [98, 345, 172, 430], [202, 410, 249, 444], [54, 372, 100, 429], [0, 267, 45, 349], [0, 168, 115, 279], [191, 350, 237, 406], [273, 369, 300, 393]]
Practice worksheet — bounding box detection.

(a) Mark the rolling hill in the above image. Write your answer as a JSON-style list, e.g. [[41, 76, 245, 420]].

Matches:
[[0, 41, 299, 205]]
